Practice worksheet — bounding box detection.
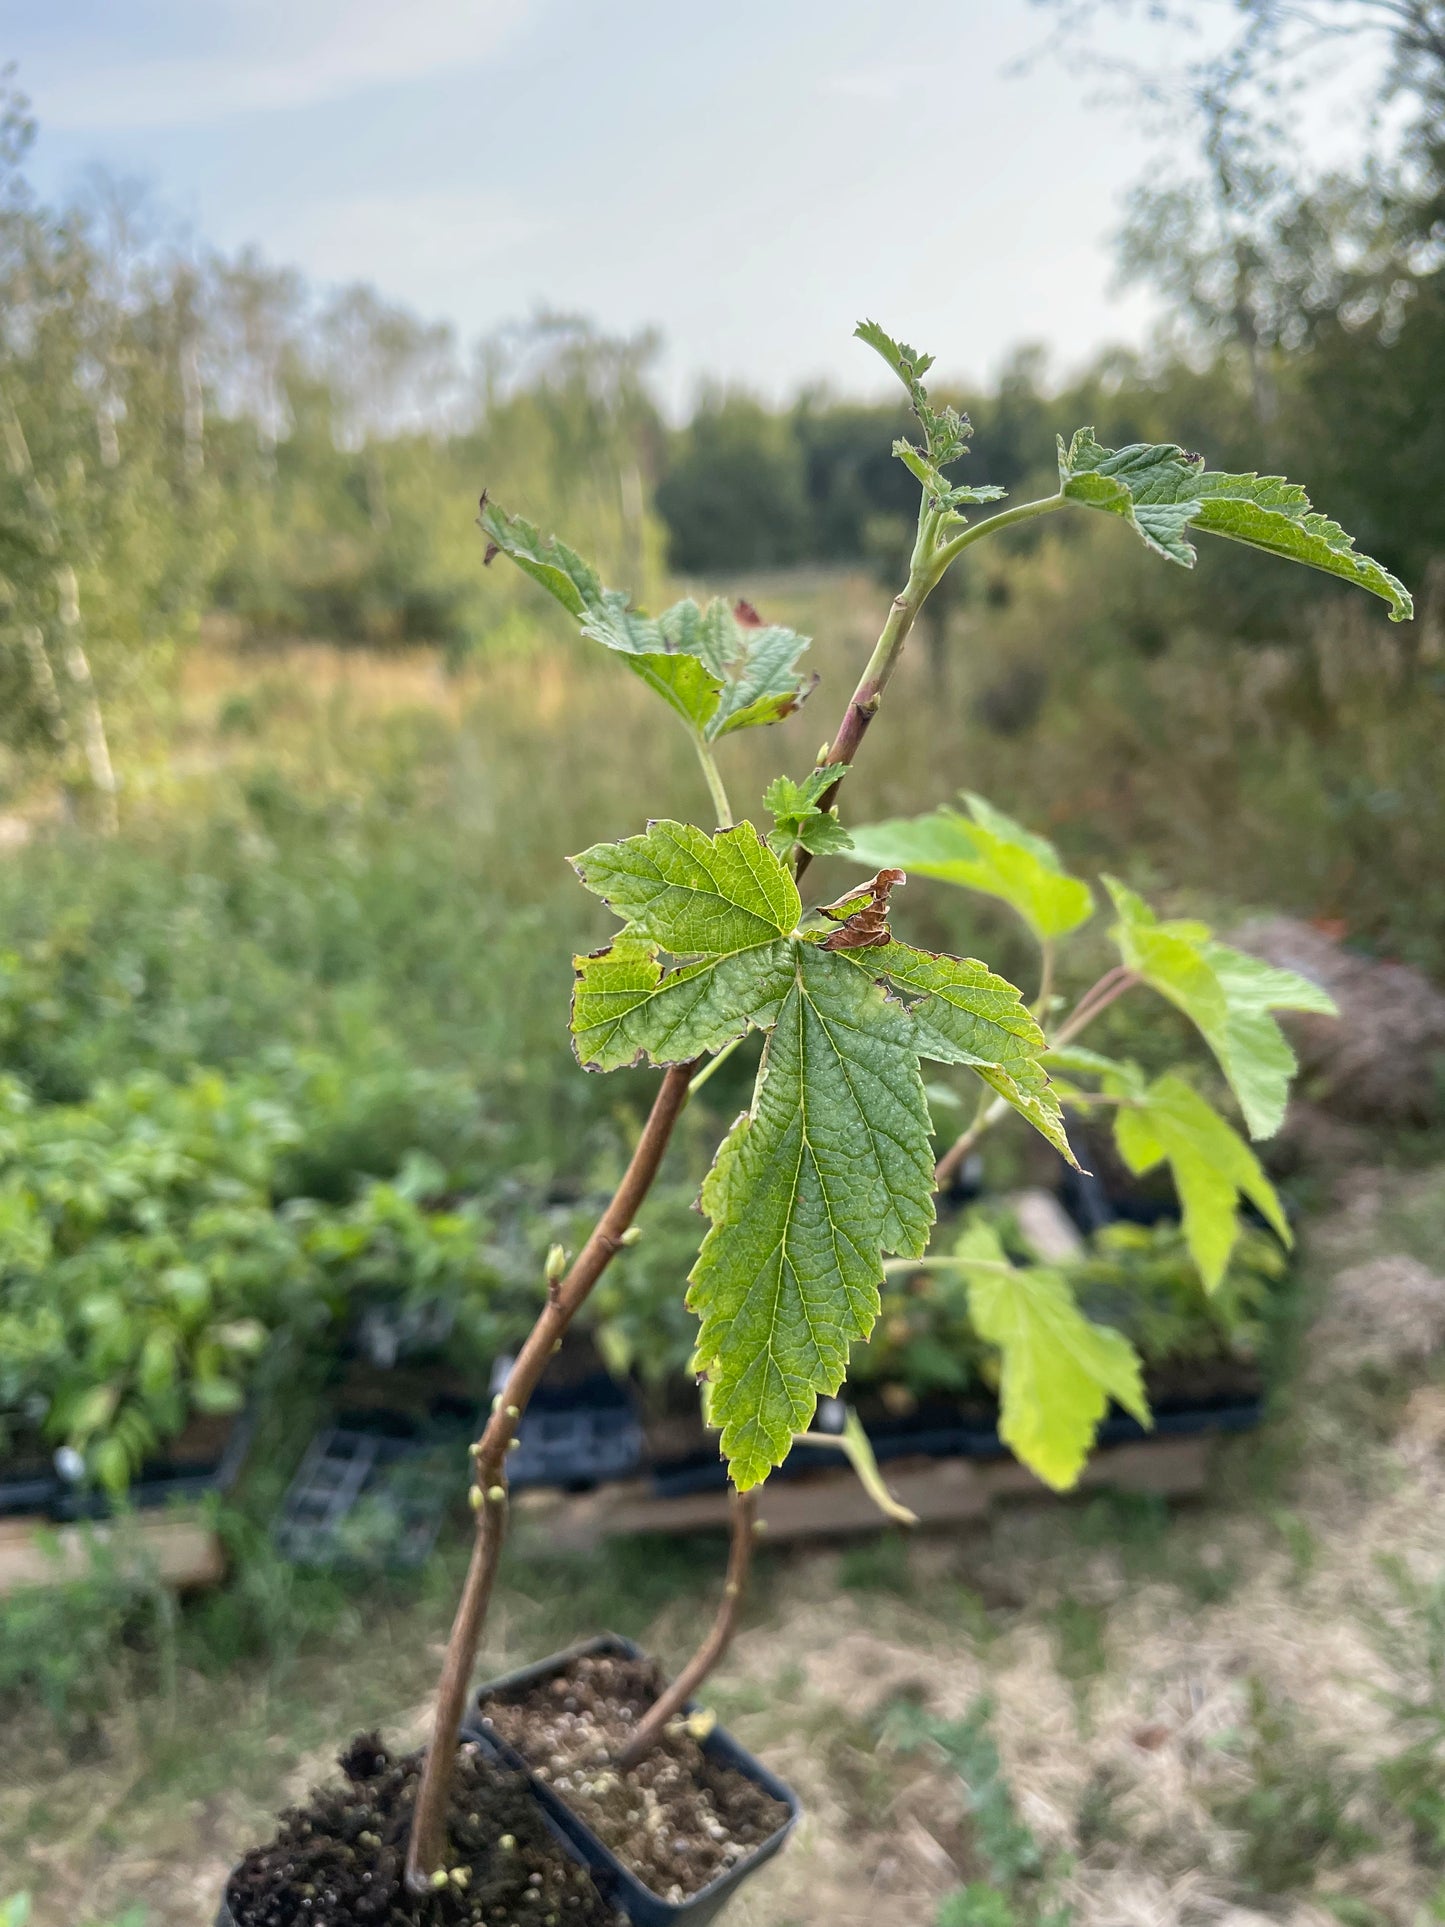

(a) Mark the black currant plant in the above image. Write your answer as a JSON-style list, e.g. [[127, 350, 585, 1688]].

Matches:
[[404, 321, 1411, 1887]]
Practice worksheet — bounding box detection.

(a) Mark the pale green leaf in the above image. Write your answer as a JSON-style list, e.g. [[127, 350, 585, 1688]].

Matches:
[[481, 502, 814, 737], [1111, 1073, 1290, 1290], [1105, 878, 1337, 1138], [798, 1408, 920, 1527], [689, 942, 936, 1489], [848, 794, 1093, 942], [1058, 430, 1412, 621], [851, 942, 1075, 1162], [1042, 1043, 1133, 1081], [955, 1220, 1149, 1490]]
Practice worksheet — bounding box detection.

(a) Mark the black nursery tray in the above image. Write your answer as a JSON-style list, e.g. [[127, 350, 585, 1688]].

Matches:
[[53, 1410, 255, 1522], [466, 1634, 800, 1927], [648, 1384, 1263, 1499], [503, 1369, 644, 1492]]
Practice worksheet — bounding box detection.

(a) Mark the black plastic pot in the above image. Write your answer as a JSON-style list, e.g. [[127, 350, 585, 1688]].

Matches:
[[466, 1633, 800, 1927], [272, 1397, 484, 1571], [0, 1466, 61, 1517], [214, 1738, 614, 1927]]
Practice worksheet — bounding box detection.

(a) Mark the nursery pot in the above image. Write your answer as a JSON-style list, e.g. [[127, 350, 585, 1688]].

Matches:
[[214, 1734, 616, 1927], [465, 1633, 800, 1927]]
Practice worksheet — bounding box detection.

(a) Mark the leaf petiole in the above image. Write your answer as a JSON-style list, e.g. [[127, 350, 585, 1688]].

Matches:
[[693, 738, 734, 830], [688, 1030, 747, 1098]]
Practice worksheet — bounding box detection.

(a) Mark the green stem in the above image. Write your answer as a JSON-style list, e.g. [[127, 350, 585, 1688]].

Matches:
[[929, 491, 1066, 578], [1033, 939, 1056, 1023], [688, 1030, 747, 1097], [694, 738, 734, 830]]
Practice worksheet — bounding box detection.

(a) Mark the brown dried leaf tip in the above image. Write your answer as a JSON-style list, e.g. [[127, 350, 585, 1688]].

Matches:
[[733, 598, 763, 628], [818, 868, 905, 950]]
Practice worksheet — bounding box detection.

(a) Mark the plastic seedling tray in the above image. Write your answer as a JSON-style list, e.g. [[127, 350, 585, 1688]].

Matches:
[[502, 1369, 644, 1492], [466, 1633, 800, 1927], [272, 1405, 476, 1571]]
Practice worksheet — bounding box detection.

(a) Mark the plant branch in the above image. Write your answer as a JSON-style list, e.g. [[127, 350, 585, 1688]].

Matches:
[[1051, 968, 1140, 1048], [933, 966, 1141, 1188], [613, 1487, 759, 1771], [406, 1057, 694, 1890], [1033, 939, 1056, 1022], [694, 738, 734, 830], [931, 491, 1066, 574]]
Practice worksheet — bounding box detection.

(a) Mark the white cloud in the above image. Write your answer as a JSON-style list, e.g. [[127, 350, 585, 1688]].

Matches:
[[25, 0, 530, 131]]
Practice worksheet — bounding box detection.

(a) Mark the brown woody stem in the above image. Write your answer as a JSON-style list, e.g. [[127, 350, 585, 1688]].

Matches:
[[933, 967, 1142, 1190], [406, 1058, 694, 1890], [614, 1488, 759, 1771], [796, 587, 924, 884]]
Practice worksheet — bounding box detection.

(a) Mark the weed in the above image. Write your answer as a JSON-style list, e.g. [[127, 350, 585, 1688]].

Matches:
[[1211, 1680, 1375, 1895], [1050, 1597, 1109, 1702], [837, 1531, 916, 1597]]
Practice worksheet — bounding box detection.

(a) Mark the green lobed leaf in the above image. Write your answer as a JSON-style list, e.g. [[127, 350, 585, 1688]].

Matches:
[[572, 821, 1069, 1487], [689, 941, 936, 1489], [1110, 1072, 1290, 1291], [480, 501, 814, 738], [851, 942, 1074, 1162], [1105, 878, 1337, 1138], [954, 1220, 1149, 1490], [848, 794, 1094, 942], [764, 764, 853, 859], [570, 822, 800, 1070], [1058, 429, 1413, 621], [573, 819, 802, 953], [571, 932, 794, 1072]]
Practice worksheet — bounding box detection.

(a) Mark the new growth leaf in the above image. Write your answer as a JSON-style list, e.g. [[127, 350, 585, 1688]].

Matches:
[[480, 501, 816, 741], [854, 320, 1004, 519]]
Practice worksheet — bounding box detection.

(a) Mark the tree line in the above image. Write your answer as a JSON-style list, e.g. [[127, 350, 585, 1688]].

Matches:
[[0, 2, 1440, 820]]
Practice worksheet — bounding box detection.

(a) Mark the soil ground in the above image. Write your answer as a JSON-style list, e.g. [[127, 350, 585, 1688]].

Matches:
[[3, 1160, 1444, 1927]]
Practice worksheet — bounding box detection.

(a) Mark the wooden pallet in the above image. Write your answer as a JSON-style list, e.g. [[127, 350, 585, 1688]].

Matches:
[[515, 1434, 1212, 1551], [0, 1506, 225, 1596]]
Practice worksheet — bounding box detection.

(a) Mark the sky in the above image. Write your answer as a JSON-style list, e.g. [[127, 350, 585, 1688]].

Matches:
[[2, 0, 1383, 411]]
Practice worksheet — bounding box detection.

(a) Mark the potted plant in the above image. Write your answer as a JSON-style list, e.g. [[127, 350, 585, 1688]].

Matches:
[[224, 320, 1409, 1924]]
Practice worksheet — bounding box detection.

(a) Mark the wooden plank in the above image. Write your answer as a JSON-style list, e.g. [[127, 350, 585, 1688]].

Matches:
[[519, 1435, 1211, 1550], [0, 1508, 226, 1596]]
